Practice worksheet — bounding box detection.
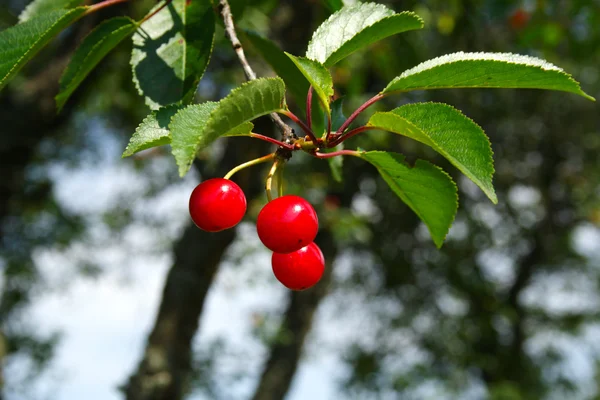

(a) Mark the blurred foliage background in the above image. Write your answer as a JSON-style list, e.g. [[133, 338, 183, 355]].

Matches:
[[0, 0, 599, 399]]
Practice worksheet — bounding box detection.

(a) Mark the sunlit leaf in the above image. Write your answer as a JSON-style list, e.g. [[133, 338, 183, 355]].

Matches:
[[306, 3, 423, 67], [382, 52, 595, 100], [19, 0, 85, 22], [286, 54, 333, 114], [368, 102, 496, 203], [122, 105, 182, 157], [170, 78, 286, 176], [131, 0, 215, 109], [0, 8, 86, 90]]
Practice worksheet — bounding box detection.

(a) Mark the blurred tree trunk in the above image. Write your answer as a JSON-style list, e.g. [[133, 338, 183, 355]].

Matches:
[[125, 127, 270, 400], [126, 1, 321, 398], [250, 229, 337, 400], [124, 222, 235, 400]]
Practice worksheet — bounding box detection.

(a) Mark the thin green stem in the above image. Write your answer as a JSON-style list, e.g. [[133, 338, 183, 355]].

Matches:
[[336, 93, 385, 134], [224, 153, 275, 180], [265, 160, 280, 202], [277, 163, 285, 197]]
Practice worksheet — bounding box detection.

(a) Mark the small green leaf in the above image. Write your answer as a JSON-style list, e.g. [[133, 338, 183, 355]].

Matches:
[[382, 52, 595, 100], [327, 143, 344, 182], [0, 7, 87, 90], [122, 105, 182, 157], [286, 54, 333, 114], [306, 3, 423, 67], [170, 77, 286, 176], [330, 97, 346, 132], [131, 0, 215, 109], [19, 0, 85, 22], [368, 102, 496, 203], [245, 31, 309, 108], [56, 17, 137, 111], [360, 151, 458, 248]]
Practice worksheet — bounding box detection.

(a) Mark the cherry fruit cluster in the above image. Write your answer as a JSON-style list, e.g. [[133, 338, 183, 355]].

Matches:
[[189, 178, 325, 290]]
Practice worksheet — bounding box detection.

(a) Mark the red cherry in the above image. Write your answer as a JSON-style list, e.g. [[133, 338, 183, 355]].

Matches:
[[272, 242, 325, 290], [257, 195, 318, 253], [189, 178, 246, 232]]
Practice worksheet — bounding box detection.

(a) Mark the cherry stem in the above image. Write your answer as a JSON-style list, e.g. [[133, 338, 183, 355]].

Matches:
[[313, 149, 361, 159], [279, 110, 319, 144], [336, 93, 385, 134], [85, 0, 129, 15], [139, 0, 173, 23], [224, 153, 275, 180], [306, 86, 313, 130], [327, 125, 384, 147], [265, 160, 280, 202], [277, 163, 285, 197], [250, 133, 295, 150]]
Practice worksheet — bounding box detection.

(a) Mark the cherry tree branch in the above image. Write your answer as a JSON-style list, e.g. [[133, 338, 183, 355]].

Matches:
[[218, 0, 294, 143]]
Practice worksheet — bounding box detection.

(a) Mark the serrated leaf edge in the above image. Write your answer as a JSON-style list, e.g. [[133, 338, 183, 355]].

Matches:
[[130, 1, 216, 109], [285, 53, 332, 114], [0, 7, 87, 89], [370, 102, 497, 203], [171, 77, 285, 176], [306, 2, 394, 62], [383, 52, 595, 100], [122, 106, 176, 158], [322, 11, 424, 67], [168, 101, 218, 175], [360, 150, 459, 248]]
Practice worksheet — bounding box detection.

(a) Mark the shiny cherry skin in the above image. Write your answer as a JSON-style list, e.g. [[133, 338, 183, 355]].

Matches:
[[257, 195, 318, 253], [272, 242, 325, 290], [189, 178, 246, 232]]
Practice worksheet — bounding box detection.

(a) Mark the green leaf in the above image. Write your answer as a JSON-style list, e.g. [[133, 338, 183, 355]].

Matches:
[[330, 97, 346, 132], [322, 0, 343, 13], [170, 102, 217, 175], [382, 52, 595, 100], [306, 3, 423, 67], [56, 17, 137, 111], [170, 77, 286, 176], [122, 105, 182, 157], [19, 0, 85, 22], [360, 151, 458, 248], [368, 102, 497, 203], [327, 143, 344, 182], [222, 122, 254, 137], [0, 8, 86, 90], [243, 31, 325, 137], [244, 31, 309, 108], [131, 0, 215, 110], [286, 54, 333, 114]]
